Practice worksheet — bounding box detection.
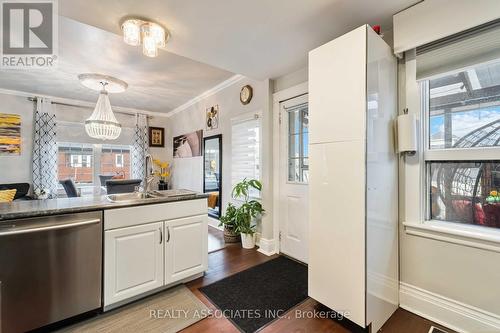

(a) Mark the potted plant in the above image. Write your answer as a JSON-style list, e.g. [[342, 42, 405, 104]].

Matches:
[[219, 203, 240, 243], [232, 179, 264, 249], [153, 159, 171, 190]]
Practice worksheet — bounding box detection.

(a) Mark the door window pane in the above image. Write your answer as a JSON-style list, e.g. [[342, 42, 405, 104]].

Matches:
[[429, 161, 500, 229], [289, 133, 300, 158], [429, 61, 500, 149], [287, 104, 309, 183]]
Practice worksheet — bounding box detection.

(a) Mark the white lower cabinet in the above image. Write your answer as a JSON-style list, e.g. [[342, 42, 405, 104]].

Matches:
[[165, 215, 208, 284], [103, 200, 208, 309], [104, 222, 164, 307]]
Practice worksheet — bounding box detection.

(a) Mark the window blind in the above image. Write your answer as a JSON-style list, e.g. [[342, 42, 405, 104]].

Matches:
[[416, 19, 500, 80], [56, 121, 134, 145], [231, 114, 260, 195]]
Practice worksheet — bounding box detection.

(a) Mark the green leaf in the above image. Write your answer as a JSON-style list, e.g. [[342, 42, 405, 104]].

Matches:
[[227, 178, 265, 236]]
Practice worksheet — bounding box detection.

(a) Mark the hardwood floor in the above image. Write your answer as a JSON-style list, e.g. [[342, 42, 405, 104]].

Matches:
[[380, 308, 455, 333], [183, 246, 455, 333], [208, 225, 226, 253]]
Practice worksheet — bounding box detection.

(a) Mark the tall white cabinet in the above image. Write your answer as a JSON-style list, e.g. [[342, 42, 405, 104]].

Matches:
[[308, 25, 398, 332]]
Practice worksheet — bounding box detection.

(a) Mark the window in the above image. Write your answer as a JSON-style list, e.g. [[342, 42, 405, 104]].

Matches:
[[58, 143, 94, 184], [101, 145, 130, 178], [231, 113, 260, 198], [116, 154, 124, 168], [423, 60, 500, 229], [70, 154, 92, 168], [287, 103, 308, 183], [57, 143, 131, 191], [70, 155, 80, 167]]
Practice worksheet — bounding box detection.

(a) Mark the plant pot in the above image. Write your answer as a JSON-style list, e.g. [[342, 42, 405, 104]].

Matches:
[[240, 233, 255, 249], [158, 181, 168, 191], [223, 225, 240, 243]]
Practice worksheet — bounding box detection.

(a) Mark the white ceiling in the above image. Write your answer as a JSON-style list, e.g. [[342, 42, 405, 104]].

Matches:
[[0, 0, 418, 114], [0, 17, 234, 113], [59, 0, 418, 79]]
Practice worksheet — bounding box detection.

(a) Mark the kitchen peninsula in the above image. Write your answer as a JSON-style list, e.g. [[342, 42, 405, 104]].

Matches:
[[0, 190, 208, 332]]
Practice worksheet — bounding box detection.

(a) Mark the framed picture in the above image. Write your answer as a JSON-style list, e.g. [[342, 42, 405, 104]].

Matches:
[[0, 113, 21, 156], [173, 130, 203, 158], [149, 127, 165, 147], [206, 105, 219, 131]]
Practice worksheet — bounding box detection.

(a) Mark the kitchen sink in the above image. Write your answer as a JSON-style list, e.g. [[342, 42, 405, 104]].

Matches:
[[106, 189, 197, 203], [106, 192, 155, 203], [149, 189, 197, 198]]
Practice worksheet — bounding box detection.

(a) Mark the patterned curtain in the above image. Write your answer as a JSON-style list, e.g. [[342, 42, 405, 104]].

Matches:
[[131, 114, 149, 181], [32, 98, 58, 198]]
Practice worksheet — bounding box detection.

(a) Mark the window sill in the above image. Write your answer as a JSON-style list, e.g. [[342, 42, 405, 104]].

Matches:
[[403, 220, 500, 253]]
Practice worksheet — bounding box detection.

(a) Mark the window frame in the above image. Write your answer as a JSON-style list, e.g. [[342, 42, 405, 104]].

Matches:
[[402, 51, 500, 252], [421, 68, 500, 221]]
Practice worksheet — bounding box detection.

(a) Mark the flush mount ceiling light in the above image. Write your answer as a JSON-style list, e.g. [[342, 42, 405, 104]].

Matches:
[[78, 74, 128, 140], [121, 18, 169, 58]]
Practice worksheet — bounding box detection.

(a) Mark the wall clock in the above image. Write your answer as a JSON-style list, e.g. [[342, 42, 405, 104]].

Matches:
[[240, 85, 253, 105]]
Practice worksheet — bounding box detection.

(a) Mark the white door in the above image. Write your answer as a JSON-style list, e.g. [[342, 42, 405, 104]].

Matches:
[[165, 215, 208, 284], [279, 94, 309, 263], [104, 222, 164, 307]]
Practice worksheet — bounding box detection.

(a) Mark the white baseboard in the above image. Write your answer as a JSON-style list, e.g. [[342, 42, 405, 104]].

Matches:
[[367, 271, 399, 305], [257, 237, 276, 256], [400, 282, 500, 333]]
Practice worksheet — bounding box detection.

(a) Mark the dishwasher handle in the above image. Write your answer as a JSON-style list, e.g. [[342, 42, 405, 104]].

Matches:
[[0, 218, 101, 236]]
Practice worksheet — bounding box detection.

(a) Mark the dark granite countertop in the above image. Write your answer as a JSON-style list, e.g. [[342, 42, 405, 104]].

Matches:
[[0, 192, 208, 222]]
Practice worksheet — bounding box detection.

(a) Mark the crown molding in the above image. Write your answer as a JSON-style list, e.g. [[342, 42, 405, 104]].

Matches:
[[0, 74, 245, 118], [0, 88, 169, 118], [167, 74, 244, 117]]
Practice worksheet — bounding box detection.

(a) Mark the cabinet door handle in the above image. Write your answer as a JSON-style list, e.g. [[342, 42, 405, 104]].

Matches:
[[166, 226, 170, 242], [159, 227, 163, 244]]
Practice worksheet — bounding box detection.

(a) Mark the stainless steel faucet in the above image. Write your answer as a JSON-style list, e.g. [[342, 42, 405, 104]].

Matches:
[[143, 154, 155, 194]]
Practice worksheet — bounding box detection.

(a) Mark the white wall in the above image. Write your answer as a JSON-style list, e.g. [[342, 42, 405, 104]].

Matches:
[[272, 67, 308, 93], [167, 76, 274, 239], [0, 92, 169, 187]]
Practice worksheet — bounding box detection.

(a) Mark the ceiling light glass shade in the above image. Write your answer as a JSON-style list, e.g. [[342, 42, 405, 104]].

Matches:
[[150, 23, 166, 47], [142, 34, 158, 57], [85, 90, 122, 140], [122, 19, 141, 46], [121, 18, 169, 57]]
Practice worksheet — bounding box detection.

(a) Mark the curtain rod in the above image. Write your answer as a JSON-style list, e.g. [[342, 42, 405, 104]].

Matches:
[[26, 97, 153, 119]]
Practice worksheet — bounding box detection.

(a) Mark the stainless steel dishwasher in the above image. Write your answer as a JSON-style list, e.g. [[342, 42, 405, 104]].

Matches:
[[0, 211, 102, 333]]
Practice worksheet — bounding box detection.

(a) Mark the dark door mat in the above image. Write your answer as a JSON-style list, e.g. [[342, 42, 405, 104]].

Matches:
[[200, 256, 308, 333]]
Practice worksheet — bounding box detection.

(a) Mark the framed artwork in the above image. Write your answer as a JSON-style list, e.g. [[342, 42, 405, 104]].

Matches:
[[0, 113, 21, 156], [149, 127, 165, 147], [173, 130, 203, 158], [206, 105, 219, 131]]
